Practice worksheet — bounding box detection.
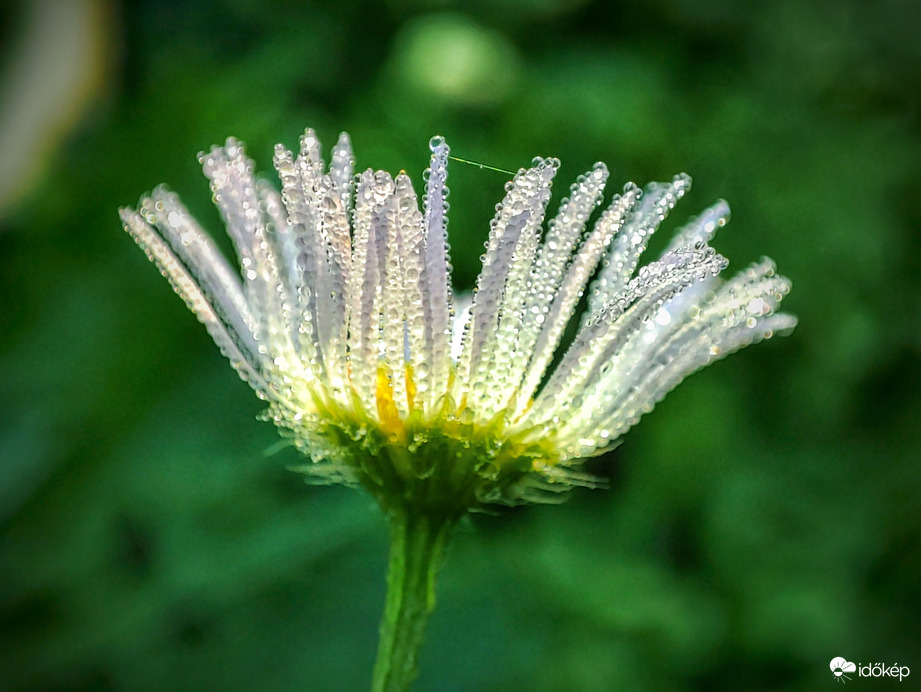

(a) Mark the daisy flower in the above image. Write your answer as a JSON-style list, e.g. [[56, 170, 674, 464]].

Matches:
[[121, 129, 795, 691]]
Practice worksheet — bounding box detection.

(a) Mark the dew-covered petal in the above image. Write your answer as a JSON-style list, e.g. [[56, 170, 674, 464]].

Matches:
[[536, 162, 610, 287], [476, 207, 543, 419], [273, 135, 355, 392], [314, 176, 352, 390], [120, 206, 280, 405], [200, 138, 299, 379], [513, 183, 640, 418], [138, 187, 257, 347], [272, 141, 325, 375], [530, 245, 728, 424], [421, 136, 454, 410], [663, 199, 730, 254], [329, 131, 355, 214], [587, 174, 692, 320], [255, 178, 303, 346], [347, 170, 395, 414], [559, 259, 795, 457], [379, 175, 410, 416], [497, 163, 610, 416], [456, 157, 559, 417], [394, 173, 427, 410], [298, 127, 324, 175]]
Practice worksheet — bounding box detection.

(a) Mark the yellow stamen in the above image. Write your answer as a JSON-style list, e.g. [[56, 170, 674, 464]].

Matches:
[[376, 364, 404, 438], [405, 363, 417, 411]]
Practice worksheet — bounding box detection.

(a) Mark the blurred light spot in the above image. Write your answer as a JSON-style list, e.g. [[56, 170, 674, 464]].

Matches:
[[0, 0, 113, 219], [392, 14, 520, 106]]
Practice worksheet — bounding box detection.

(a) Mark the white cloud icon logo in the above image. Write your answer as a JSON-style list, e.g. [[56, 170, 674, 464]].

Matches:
[[830, 657, 857, 682]]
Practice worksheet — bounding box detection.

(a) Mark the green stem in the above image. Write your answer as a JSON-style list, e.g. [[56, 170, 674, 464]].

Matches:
[[371, 510, 454, 692]]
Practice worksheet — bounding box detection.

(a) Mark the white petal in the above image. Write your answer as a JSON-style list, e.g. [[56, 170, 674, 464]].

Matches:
[[514, 183, 640, 417], [587, 173, 691, 320], [531, 246, 727, 426], [121, 206, 282, 405], [421, 136, 454, 409], [456, 157, 558, 417]]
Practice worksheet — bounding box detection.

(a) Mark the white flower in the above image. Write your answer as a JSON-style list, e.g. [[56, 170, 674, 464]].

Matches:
[[121, 129, 795, 514]]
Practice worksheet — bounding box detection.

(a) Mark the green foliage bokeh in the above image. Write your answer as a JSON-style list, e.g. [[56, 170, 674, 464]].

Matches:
[[1, 0, 919, 690]]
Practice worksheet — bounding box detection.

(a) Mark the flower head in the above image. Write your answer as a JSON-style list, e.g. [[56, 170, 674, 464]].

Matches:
[[121, 129, 795, 517]]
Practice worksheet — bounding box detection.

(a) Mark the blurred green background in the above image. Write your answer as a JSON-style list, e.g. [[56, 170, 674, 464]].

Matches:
[[1, 0, 919, 690]]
